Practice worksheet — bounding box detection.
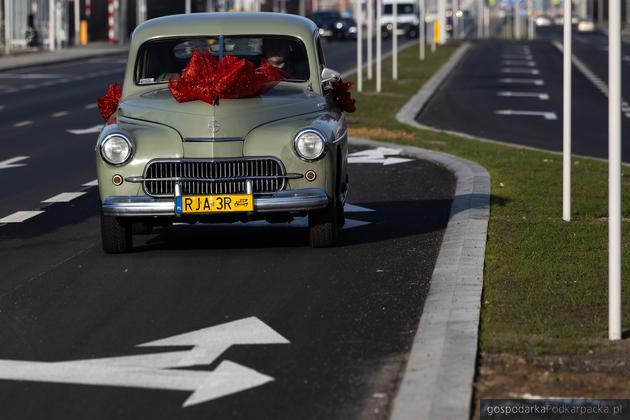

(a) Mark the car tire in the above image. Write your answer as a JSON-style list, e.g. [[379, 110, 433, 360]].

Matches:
[[101, 211, 132, 254], [308, 199, 339, 248]]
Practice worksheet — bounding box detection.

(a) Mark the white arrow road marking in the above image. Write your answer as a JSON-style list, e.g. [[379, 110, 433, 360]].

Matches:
[[67, 125, 103, 135], [13, 120, 33, 127], [348, 147, 413, 165], [83, 179, 99, 187], [0, 156, 29, 169], [42, 192, 87, 203], [342, 219, 372, 229], [344, 203, 375, 213], [497, 91, 549, 100], [84, 103, 98, 109], [501, 68, 540, 75], [0, 211, 44, 223], [499, 78, 544, 86], [494, 110, 558, 120], [502, 60, 536, 66], [0, 316, 288, 407]]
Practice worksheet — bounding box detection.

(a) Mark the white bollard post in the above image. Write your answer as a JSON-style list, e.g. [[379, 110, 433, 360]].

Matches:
[[420, 0, 425, 59], [4, 0, 12, 55], [562, 0, 571, 222], [356, 0, 363, 92], [608, 0, 622, 341], [186, 0, 192, 13], [527, 0, 534, 39], [49, 0, 55, 50], [478, 0, 483, 38], [393, 0, 398, 79], [368, 0, 374, 79], [438, 0, 445, 43], [376, 0, 382, 91]]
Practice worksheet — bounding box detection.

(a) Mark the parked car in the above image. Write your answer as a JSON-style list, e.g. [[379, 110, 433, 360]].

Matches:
[[332, 17, 358, 40], [96, 13, 350, 252], [577, 19, 595, 32], [535, 15, 552, 27]]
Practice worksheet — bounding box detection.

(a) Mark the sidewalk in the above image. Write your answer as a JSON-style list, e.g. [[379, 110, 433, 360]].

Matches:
[[0, 42, 128, 72]]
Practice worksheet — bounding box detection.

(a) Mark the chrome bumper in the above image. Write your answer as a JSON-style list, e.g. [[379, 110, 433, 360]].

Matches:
[[102, 188, 329, 217]]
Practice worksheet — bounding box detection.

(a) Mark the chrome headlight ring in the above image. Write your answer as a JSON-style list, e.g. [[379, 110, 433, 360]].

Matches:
[[99, 132, 134, 166], [293, 128, 327, 162]]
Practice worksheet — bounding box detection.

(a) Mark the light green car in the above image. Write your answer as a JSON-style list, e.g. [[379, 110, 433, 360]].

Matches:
[[96, 12, 349, 253]]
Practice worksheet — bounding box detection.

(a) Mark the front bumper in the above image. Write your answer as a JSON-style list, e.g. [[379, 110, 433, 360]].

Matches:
[[102, 188, 329, 217]]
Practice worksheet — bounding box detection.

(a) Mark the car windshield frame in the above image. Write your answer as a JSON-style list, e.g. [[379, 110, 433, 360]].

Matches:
[[134, 35, 311, 86]]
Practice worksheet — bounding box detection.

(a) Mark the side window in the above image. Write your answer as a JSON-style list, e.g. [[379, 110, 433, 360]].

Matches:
[[316, 35, 326, 71]]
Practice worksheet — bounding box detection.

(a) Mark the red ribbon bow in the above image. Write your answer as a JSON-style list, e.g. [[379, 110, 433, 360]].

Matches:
[[97, 82, 122, 123], [330, 80, 356, 113], [168, 50, 284, 106]]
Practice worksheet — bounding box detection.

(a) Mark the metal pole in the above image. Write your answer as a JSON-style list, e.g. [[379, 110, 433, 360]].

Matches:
[[420, 0, 425, 59], [74, 0, 80, 45], [562, 0, 571, 222], [608, 0, 622, 341], [438, 0, 445, 43], [528, 0, 534, 39], [484, 4, 490, 37], [186, 0, 192, 13], [3, 0, 12, 54], [376, 0, 382, 91], [367, 0, 373, 79], [49, 0, 55, 50], [478, 0, 483, 38], [431, 17, 436, 51], [393, 0, 398, 79], [356, 0, 363, 91], [300, 0, 306, 15]]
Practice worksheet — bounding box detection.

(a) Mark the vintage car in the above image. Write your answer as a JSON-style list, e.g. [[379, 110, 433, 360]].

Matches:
[[96, 12, 350, 253]]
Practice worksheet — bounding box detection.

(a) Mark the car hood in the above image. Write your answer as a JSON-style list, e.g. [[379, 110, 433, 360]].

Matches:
[[118, 85, 326, 140]]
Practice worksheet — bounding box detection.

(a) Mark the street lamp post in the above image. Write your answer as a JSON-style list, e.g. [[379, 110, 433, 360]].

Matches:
[[608, 0, 622, 341]]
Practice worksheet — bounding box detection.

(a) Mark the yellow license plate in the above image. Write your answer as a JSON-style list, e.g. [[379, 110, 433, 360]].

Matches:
[[176, 194, 254, 214]]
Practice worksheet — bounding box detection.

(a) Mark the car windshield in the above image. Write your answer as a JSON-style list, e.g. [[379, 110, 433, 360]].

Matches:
[[383, 4, 415, 15], [135, 35, 310, 85]]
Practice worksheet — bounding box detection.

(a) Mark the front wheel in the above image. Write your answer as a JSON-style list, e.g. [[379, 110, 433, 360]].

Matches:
[[308, 199, 339, 248], [101, 211, 132, 254]]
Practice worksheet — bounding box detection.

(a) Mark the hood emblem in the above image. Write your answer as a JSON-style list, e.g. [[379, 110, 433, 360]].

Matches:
[[208, 118, 221, 134]]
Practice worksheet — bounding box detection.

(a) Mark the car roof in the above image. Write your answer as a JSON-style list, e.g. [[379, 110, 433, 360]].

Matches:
[[131, 12, 318, 45]]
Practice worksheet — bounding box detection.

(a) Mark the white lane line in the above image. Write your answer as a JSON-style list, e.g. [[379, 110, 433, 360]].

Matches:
[[13, 120, 33, 127], [0, 105, 4, 111], [498, 91, 549, 100], [499, 78, 544, 86], [0, 73, 64, 79], [501, 55, 533, 60], [84, 103, 98, 109], [67, 125, 103, 135], [502, 60, 536, 66], [494, 110, 558, 120], [344, 203, 375, 212], [42, 192, 87, 203], [0, 211, 44, 223], [501, 68, 540, 75], [51, 111, 69, 118], [0, 156, 29, 169], [83, 179, 98, 187]]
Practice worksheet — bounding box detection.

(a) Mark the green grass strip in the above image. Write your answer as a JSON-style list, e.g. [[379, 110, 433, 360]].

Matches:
[[347, 41, 630, 355]]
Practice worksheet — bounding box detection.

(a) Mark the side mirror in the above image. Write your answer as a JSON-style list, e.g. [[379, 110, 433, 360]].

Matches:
[[321, 67, 341, 86]]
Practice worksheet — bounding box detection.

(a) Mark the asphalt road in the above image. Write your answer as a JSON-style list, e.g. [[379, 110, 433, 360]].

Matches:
[[0, 40, 456, 419], [418, 35, 629, 163]]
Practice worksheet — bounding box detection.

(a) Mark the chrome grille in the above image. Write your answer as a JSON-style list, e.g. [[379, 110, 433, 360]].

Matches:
[[143, 158, 286, 197]]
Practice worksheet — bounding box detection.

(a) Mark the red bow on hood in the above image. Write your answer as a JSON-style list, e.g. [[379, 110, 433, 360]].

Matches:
[[97, 82, 122, 123]]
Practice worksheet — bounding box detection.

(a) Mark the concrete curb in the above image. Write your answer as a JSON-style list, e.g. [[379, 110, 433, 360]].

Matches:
[[348, 136, 489, 420], [383, 41, 490, 420], [0, 46, 128, 71]]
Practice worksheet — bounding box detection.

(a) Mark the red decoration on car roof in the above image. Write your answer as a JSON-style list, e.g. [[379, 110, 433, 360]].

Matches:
[[330, 80, 356, 113], [97, 82, 122, 123], [168, 50, 284, 106]]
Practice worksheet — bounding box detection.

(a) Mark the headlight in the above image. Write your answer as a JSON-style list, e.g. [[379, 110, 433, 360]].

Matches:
[[294, 129, 326, 161], [100, 133, 133, 165]]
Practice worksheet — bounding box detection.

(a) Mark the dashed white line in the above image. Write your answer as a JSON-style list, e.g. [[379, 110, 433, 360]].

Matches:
[[502, 60, 537, 66], [498, 91, 549, 100], [501, 68, 540, 75], [495, 110, 558, 120], [13, 120, 33, 127], [83, 179, 99, 186], [51, 111, 69, 118], [499, 78, 544, 86], [84, 103, 98, 109], [0, 73, 63, 79], [42, 192, 87, 203], [0, 211, 44, 223]]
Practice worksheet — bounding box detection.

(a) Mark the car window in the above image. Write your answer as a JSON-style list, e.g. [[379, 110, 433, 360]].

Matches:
[[315, 35, 326, 71], [135, 35, 310, 85], [383, 4, 415, 15]]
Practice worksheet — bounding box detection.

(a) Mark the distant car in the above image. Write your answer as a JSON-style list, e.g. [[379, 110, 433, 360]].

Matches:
[[96, 13, 350, 252], [535, 15, 552, 27], [332, 17, 357, 40], [380, 0, 420, 39], [553, 15, 564, 25], [309, 10, 341, 39], [577, 19, 595, 32]]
